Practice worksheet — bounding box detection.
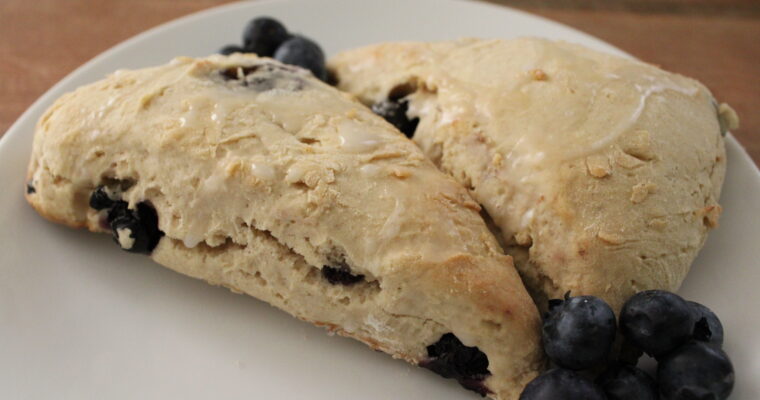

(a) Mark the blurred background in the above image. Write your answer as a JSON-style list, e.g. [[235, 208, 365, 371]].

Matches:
[[1, 0, 757, 164]]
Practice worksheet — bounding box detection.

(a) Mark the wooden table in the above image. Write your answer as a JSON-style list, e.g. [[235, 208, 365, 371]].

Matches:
[[1, 0, 757, 166]]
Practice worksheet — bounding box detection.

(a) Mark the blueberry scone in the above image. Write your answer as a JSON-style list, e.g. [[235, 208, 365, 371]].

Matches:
[[25, 54, 544, 399], [330, 38, 738, 312]]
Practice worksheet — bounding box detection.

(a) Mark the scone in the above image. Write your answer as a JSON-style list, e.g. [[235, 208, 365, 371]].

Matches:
[[330, 38, 738, 312], [25, 54, 544, 399]]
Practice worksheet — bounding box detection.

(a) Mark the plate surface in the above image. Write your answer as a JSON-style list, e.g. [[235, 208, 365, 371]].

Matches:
[[1, 0, 758, 398]]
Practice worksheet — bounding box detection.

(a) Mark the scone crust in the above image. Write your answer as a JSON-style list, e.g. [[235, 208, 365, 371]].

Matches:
[[26, 54, 543, 400], [329, 38, 728, 312]]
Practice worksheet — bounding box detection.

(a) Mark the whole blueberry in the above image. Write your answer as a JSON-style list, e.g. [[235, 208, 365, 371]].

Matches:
[[219, 44, 244, 55], [542, 294, 616, 370], [107, 201, 163, 254], [273, 36, 327, 81], [690, 301, 724, 346], [242, 17, 291, 57], [658, 341, 734, 400], [520, 368, 606, 400], [371, 99, 419, 138], [620, 290, 695, 357], [596, 363, 657, 400]]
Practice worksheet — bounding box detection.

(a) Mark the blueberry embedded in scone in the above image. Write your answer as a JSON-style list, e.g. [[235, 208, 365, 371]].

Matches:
[[420, 333, 492, 396], [25, 53, 543, 400], [371, 98, 419, 138], [321, 263, 365, 285]]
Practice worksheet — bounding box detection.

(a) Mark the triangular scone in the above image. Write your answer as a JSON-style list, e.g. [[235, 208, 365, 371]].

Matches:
[[25, 54, 543, 399], [330, 38, 732, 312]]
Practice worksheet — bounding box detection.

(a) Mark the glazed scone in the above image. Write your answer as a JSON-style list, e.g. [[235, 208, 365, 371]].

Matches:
[[330, 38, 737, 312], [25, 54, 543, 399]]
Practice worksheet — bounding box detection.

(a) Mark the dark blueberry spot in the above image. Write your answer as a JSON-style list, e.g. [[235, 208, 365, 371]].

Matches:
[[321, 264, 364, 285], [419, 333, 491, 396], [547, 298, 564, 310], [106, 201, 130, 225], [219, 44, 244, 55], [620, 290, 695, 358], [542, 293, 616, 370], [89, 185, 116, 210], [273, 36, 327, 82], [596, 363, 657, 400], [242, 17, 291, 57], [520, 368, 605, 400], [658, 341, 734, 400], [387, 83, 416, 101], [371, 99, 419, 138], [107, 201, 163, 254], [690, 301, 724, 346], [26, 182, 36, 194], [326, 69, 339, 86]]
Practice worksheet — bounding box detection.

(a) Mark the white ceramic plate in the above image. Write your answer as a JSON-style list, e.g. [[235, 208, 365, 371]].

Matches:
[[1, 0, 758, 398]]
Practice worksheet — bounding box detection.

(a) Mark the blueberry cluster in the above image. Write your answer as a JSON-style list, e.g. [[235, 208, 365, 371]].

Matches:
[[521, 290, 734, 400], [219, 17, 327, 82], [90, 185, 163, 254]]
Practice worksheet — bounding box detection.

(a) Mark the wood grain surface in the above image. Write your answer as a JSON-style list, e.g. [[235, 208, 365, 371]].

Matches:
[[1, 0, 757, 165]]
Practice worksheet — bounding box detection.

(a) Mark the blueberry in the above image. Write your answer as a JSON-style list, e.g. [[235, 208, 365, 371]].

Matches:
[[419, 333, 491, 396], [618, 339, 644, 366], [620, 290, 695, 357], [321, 264, 364, 285], [371, 99, 419, 138], [520, 368, 605, 400], [658, 341, 734, 400], [273, 36, 327, 81], [89, 186, 116, 210], [596, 363, 657, 400], [242, 17, 291, 57], [690, 301, 724, 346], [107, 201, 163, 254], [542, 293, 616, 370], [219, 44, 244, 55]]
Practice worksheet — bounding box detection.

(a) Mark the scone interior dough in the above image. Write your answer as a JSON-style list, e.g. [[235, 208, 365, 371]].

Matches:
[[329, 38, 733, 312], [25, 54, 543, 399]]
